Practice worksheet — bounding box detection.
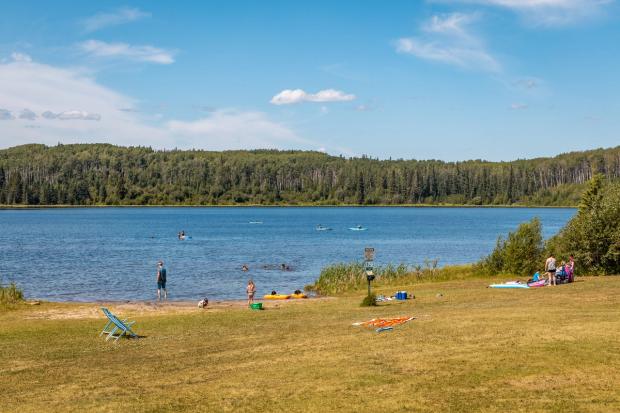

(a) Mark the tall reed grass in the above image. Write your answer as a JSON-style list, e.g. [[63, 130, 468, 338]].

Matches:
[[0, 281, 24, 305], [306, 260, 479, 295]]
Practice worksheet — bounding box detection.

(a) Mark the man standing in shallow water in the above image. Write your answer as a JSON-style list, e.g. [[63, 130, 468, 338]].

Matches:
[[157, 261, 168, 301]]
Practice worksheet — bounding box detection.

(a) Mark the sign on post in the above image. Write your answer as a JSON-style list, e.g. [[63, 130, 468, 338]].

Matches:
[[364, 247, 376, 296]]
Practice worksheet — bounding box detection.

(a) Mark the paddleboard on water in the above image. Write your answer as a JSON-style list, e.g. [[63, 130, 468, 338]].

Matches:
[[349, 227, 367, 231]]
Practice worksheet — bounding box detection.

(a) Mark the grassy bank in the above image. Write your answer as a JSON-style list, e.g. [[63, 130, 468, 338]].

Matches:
[[0, 281, 23, 308], [2, 276, 619, 412], [307, 262, 482, 295]]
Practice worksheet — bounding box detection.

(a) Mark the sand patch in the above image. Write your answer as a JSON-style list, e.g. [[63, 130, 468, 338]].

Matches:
[[21, 297, 332, 320]]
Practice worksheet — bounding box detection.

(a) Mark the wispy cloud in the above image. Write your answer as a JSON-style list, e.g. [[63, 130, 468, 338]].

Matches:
[[514, 78, 540, 89], [510, 103, 528, 110], [40, 110, 102, 121], [0, 56, 325, 152], [396, 13, 500, 72], [10, 52, 32, 63], [270, 89, 356, 105], [0, 108, 14, 120], [78, 40, 175, 64], [438, 0, 612, 26], [166, 109, 311, 150], [80, 7, 150, 32], [19, 108, 37, 120]]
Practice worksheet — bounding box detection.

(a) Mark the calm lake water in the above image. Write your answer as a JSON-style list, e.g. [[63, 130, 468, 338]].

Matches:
[[0, 207, 575, 301]]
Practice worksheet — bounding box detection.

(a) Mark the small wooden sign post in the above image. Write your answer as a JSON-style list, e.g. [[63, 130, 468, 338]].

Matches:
[[364, 247, 375, 296]]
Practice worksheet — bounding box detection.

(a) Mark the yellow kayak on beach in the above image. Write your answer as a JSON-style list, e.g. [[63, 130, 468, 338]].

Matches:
[[263, 294, 291, 300], [290, 293, 308, 299]]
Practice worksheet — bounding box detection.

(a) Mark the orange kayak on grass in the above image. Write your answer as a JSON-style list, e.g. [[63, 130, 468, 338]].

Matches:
[[263, 294, 291, 300]]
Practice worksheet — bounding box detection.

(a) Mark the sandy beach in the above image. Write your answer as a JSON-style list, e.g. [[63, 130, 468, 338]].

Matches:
[[20, 296, 334, 320]]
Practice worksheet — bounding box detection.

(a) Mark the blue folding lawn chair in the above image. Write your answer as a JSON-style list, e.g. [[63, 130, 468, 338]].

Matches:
[[100, 307, 138, 342]]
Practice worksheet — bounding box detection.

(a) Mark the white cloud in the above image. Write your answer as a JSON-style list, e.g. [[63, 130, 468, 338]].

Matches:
[[19, 108, 37, 120], [0, 56, 317, 152], [396, 13, 500, 72], [10, 52, 32, 62], [43, 110, 102, 121], [424, 12, 479, 39], [438, 0, 612, 26], [41, 111, 58, 120], [80, 7, 150, 32], [78, 40, 175, 64], [515, 78, 540, 89], [510, 103, 528, 110], [270, 89, 356, 105]]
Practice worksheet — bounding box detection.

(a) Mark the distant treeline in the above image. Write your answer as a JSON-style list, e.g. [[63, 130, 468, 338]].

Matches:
[[1, 143, 619, 206]]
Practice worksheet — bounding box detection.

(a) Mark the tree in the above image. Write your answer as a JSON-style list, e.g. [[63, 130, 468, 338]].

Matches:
[[547, 177, 620, 274], [477, 218, 543, 276], [356, 172, 365, 205]]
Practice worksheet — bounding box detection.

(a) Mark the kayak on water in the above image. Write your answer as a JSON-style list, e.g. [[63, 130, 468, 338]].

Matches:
[[349, 225, 367, 231]]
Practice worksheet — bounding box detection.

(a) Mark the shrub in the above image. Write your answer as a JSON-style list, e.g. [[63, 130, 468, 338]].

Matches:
[[477, 218, 544, 276], [360, 293, 377, 307], [0, 281, 24, 305]]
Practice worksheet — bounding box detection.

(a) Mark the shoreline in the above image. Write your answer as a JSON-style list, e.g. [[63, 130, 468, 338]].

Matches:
[[0, 204, 578, 210], [18, 296, 333, 320]]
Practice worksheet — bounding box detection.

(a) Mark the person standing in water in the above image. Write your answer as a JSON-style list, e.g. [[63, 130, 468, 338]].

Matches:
[[246, 279, 256, 306], [157, 261, 168, 301]]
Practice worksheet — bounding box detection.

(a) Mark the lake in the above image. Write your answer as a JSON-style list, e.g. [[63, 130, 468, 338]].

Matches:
[[0, 207, 575, 301]]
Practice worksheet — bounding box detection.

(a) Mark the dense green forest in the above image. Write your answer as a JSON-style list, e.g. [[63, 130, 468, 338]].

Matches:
[[0, 144, 619, 206]]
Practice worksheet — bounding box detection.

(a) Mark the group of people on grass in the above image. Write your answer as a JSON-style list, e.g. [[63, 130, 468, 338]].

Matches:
[[543, 254, 575, 286]]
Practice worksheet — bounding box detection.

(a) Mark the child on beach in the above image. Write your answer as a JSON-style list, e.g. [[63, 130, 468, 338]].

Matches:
[[246, 279, 256, 306]]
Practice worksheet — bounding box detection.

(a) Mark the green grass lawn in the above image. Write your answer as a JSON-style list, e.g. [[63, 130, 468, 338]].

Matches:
[[1, 277, 619, 412]]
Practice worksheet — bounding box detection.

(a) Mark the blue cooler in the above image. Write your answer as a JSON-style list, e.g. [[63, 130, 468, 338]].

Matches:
[[396, 291, 408, 300]]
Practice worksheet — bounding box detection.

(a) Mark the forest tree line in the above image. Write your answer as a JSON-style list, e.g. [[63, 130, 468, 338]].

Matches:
[[0, 143, 619, 206]]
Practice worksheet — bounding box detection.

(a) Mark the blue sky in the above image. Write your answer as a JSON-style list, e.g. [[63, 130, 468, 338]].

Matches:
[[0, 0, 618, 161]]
